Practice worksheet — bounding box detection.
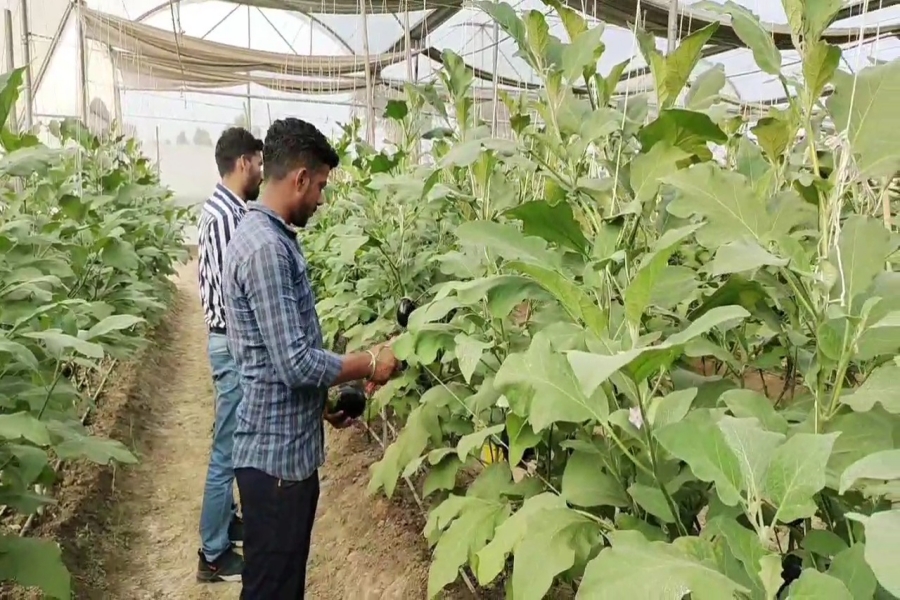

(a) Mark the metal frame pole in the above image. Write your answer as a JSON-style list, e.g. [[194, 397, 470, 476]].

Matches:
[[246, 4, 252, 130], [109, 46, 123, 130], [666, 0, 679, 54], [491, 21, 499, 133], [4, 9, 17, 132], [76, 0, 89, 123], [360, 0, 375, 145], [17, 0, 32, 129]]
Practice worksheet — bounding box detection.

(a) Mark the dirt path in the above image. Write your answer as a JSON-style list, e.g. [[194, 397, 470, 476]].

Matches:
[[97, 261, 441, 599]]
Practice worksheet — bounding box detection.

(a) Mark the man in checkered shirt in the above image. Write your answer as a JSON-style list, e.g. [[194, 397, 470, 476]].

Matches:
[[222, 117, 400, 599]]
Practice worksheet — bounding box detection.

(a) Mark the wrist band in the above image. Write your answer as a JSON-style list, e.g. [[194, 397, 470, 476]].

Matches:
[[365, 349, 378, 379]]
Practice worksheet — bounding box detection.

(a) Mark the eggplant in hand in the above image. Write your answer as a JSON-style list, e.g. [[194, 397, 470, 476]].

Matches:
[[333, 385, 367, 419]]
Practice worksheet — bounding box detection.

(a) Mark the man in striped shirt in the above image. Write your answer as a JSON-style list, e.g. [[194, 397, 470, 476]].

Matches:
[[195, 127, 263, 583]]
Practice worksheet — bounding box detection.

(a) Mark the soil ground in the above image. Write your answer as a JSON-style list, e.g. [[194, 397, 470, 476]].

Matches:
[[9, 261, 469, 600]]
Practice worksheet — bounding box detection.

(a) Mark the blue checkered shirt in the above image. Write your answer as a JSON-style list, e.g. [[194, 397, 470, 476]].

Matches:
[[223, 203, 343, 481]]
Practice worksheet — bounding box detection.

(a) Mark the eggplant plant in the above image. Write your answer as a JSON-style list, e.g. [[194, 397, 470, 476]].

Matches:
[[0, 68, 190, 598], [307, 1, 900, 597]]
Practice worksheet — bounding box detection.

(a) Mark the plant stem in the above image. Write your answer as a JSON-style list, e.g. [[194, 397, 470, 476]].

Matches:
[[824, 320, 854, 423], [638, 372, 688, 537]]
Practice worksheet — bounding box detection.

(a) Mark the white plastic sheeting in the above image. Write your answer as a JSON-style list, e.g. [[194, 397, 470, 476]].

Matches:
[[1, 0, 899, 210]]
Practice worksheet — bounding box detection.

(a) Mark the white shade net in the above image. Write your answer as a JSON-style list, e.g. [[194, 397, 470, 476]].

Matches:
[[1, 0, 898, 238]]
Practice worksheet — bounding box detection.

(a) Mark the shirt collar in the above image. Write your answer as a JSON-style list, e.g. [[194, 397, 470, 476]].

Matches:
[[249, 202, 299, 240], [215, 182, 247, 209]]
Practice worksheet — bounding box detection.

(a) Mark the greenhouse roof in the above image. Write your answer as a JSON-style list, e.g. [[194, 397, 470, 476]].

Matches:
[[80, 0, 900, 105]]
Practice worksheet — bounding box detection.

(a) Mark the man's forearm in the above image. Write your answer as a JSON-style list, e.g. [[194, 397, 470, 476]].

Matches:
[[331, 352, 374, 386]]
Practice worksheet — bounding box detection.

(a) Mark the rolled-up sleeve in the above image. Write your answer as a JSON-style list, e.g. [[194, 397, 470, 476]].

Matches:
[[240, 243, 344, 390]]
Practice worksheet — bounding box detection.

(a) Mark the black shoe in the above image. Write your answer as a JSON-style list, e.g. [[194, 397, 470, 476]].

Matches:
[[196, 547, 243, 583], [228, 515, 243, 548]]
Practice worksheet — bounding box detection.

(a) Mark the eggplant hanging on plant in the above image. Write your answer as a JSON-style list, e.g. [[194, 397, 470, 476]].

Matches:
[[332, 385, 367, 419], [396, 297, 417, 328], [394, 297, 417, 372], [776, 553, 803, 599]]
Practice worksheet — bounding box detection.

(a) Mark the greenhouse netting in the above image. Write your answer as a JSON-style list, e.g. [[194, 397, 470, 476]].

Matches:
[[1, 0, 898, 227]]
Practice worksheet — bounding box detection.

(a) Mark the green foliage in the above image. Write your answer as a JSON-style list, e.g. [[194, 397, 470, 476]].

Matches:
[[306, 3, 900, 598], [0, 68, 190, 597]]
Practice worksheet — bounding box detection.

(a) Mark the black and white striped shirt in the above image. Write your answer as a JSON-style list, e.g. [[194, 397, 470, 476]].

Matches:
[[198, 183, 247, 331]]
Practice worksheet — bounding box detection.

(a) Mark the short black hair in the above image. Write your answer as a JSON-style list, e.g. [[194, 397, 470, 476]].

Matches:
[[214, 127, 263, 177], [263, 118, 339, 181]]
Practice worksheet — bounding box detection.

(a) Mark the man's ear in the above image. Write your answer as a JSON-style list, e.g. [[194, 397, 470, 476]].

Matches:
[[294, 167, 309, 190]]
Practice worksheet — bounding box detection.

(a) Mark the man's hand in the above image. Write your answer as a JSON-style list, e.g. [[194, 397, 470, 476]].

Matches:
[[369, 341, 400, 385], [323, 408, 353, 429]]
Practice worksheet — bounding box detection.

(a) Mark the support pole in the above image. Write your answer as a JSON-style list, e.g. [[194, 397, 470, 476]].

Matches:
[[4, 9, 18, 132], [109, 46, 123, 131], [359, 0, 375, 145], [76, 0, 89, 123], [18, 0, 32, 129], [666, 0, 679, 54], [491, 21, 500, 133], [246, 5, 252, 130]]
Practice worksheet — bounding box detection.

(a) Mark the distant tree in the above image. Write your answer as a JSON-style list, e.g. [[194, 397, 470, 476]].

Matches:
[[193, 128, 213, 146], [176, 131, 188, 145], [232, 112, 262, 139]]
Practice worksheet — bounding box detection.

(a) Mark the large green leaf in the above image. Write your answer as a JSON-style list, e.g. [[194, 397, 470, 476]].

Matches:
[[561, 450, 629, 508], [83, 314, 145, 340], [495, 332, 608, 431], [511, 508, 601, 600], [823, 411, 895, 489], [840, 364, 900, 414], [508, 261, 607, 337], [721, 389, 789, 434], [707, 239, 788, 277], [636, 23, 719, 109], [505, 200, 590, 255], [763, 432, 839, 523], [827, 544, 878, 600], [455, 220, 562, 267], [624, 224, 700, 325], [22, 329, 105, 359], [655, 410, 744, 505], [427, 495, 510, 598], [718, 417, 785, 500], [0, 412, 51, 446], [0, 68, 24, 135], [786, 569, 853, 599], [839, 450, 900, 495], [782, 0, 842, 40], [696, 2, 782, 75], [828, 59, 900, 178], [567, 305, 750, 397], [629, 141, 691, 204], [576, 531, 747, 599], [829, 216, 893, 312], [665, 163, 773, 248], [0, 534, 71, 599], [686, 65, 727, 110], [846, 510, 900, 597], [561, 24, 605, 81], [473, 493, 564, 584]]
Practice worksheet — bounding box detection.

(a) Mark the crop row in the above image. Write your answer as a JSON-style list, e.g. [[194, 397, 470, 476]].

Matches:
[[306, 2, 900, 599], [0, 69, 190, 598]]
